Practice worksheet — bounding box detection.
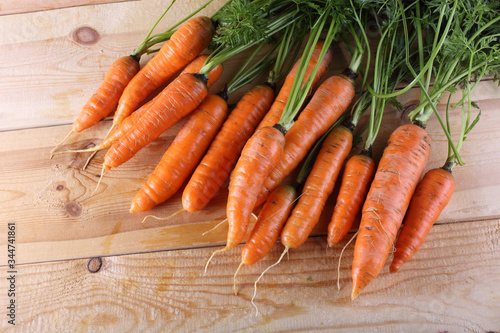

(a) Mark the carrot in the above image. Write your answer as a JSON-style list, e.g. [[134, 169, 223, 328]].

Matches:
[[327, 150, 376, 246], [256, 71, 356, 206], [102, 72, 210, 171], [130, 94, 228, 213], [390, 166, 455, 272], [256, 40, 333, 131], [281, 125, 353, 250], [225, 125, 286, 250], [204, 124, 286, 271], [112, 16, 215, 127], [50, 55, 140, 156], [233, 183, 298, 295], [60, 55, 222, 157], [351, 123, 431, 300], [182, 84, 275, 213]]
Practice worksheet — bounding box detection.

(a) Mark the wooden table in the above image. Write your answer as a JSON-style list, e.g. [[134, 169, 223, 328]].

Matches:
[[1, 1, 499, 332]]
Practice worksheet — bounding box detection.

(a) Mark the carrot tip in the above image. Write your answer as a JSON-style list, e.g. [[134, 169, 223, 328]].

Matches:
[[233, 262, 245, 296], [204, 246, 228, 274], [201, 218, 227, 236], [50, 130, 75, 158], [351, 290, 360, 301]]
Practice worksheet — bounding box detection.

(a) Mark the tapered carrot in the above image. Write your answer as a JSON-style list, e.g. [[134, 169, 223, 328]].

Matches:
[[112, 16, 215, 127], [351, 123, 431, 300], [182, 84, 275, 213], [256, 70, 356, 206], [281, 125, 353, 250], [130, 94, 228, 213], [204, 124, 286, 271], [50, 55, 140, 156], [390, 166, 455, 272], [327, 150, 376, 246], [226, 125, 286, 250], [233, 183, 298, 295], [102, 72, 210, 171], [256, 40, 333, 130]]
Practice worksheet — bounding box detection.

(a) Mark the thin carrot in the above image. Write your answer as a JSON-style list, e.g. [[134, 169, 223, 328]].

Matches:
[[390, 165, 455, 273], [351, 123, 431, 300], [130, 94, 228, 213], [50, 55, 140, 155], [327, 150, 376, 246], [112, 16, 215, 127], [256, 40, 333, 131], [256, 70, 356, 206], [233, 182, 298, 294], [281, 125, 353, 250], [102, 72, 210, 171], [182, 84, 275, 213]]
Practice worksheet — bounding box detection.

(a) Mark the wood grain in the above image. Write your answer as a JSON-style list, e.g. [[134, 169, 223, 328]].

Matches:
[[0, 1, 134, 16], [1, 80, 499, 265], [1, 219, 499, 332]]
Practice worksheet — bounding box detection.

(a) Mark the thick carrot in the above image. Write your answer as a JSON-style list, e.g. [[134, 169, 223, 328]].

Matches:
[[256, 40, 333, 130], [281, 125, 353, 250], [50, 55, 140, 155], [351, 123, 431, 300], [113, 16, 215, 126], [102, 72, 210, 171], [390, 166, 455, 272], [256, 71, 356, 206], [226, 125, 286, 251], [182, 84, 275, 213], [66, 55, 222, 156], [130, 94, 228, 213], [327, 150, 376, 246]]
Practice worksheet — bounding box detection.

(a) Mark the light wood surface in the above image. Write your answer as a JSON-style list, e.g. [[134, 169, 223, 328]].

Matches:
[[1, 1, 499, 331]]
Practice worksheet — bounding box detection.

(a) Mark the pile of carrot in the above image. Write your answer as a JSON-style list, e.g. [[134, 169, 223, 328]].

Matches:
[[51, 0, 500, 306]]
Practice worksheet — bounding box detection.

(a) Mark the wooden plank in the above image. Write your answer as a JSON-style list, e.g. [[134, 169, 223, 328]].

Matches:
[[0, 0, 370, 132], [1, 219, 499, 332], [1, 80, 499, 265], [0, 0, 132, 16], [0, 0, 229, 131]]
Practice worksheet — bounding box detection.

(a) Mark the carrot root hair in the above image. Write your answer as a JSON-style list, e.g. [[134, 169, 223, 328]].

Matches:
[[204, 246, 228, 274], [201, 218, 227, 236], [50, 130, 75, 158], [337, 231, 358, 291], [233, 261, 245, 296], [92, 166, 107, 196], [251, 246, 289, 317], [140, 208, 186, 224]]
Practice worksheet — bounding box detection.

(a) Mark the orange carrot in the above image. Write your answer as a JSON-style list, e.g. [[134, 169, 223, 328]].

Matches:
[[233, 183, 298, 294], [182, 84, 275, 213], [256, 40, 333, 130], [102, 72, 210, 171], [243, 183, 297, 265], [281, 125, 353, 250], [390, 166, 455, 272], [327, 151, 376, 246], [226, 125, 286, 251], [130, 94, 228, 213], [50, 55, 140, 155], [351, 123, 431, 300], [256, 71, 356, 206], [113, 16, 215, 127]]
